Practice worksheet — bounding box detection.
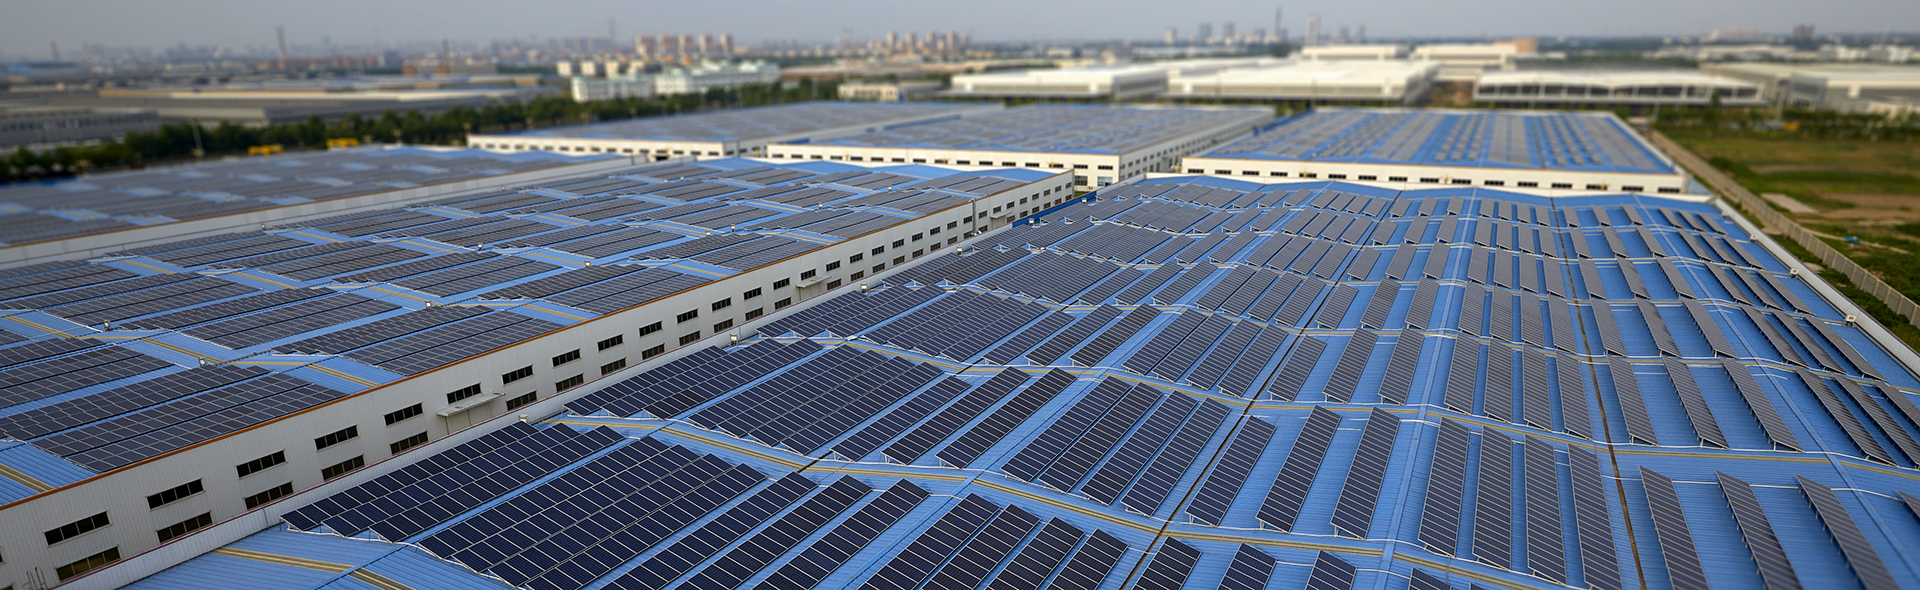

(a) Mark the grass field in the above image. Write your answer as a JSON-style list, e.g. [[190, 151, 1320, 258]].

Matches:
[[1667, 130, 1920, 349]]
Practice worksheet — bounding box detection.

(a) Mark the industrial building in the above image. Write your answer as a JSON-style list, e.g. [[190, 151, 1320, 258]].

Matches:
[[1186, 108, 1693, 194], [764, 104, 1272, 189], [1298, 44, 1409, 61], [40, 76, 552, 127], [568, 61, 783, 103], [940, 59, 1268, 100], [0, 148, 604, 265], [1410, 43, 1522, 81], [1473, 70, 1765, 108], [76, 170, 1920, 590], [1702, 63, 1920, 114], [0, 156, 1074, 586], [836, 80, 944, 102], [0, 105, 159, 150], [467, 101, 1003, 161], [1162, 60, 1440, 105]]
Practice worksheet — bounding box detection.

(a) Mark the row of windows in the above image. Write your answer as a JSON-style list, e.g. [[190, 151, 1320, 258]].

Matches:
[[155, 512, 213, 543], [1190, 168, 1674, 193], [56, 546, 120, 581], [45, 512, 110, 546], [321, 456, 365, 481], [147, 479, 204, 510], [314, 426, 358, 451], [236, 451, 286, 478]]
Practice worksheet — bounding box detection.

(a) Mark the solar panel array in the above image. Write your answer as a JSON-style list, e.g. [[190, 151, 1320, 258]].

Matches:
[[0, 148, 585, 246], [1202, 108, 1677, 175], [126, 175, 1920, 590]]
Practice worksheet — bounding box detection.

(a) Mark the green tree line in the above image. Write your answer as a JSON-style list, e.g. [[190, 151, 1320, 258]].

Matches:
[[4, 79, 842, 183]]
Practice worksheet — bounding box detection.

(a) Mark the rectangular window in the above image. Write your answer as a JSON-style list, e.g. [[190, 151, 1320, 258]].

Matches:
[[384, 403, 423, 426], [743, 287, 762, 300], [552, 349, 581, 366], [156, 512, 212, 543], [1551, 182, 1574, 189], [1358, 175, 1377, 181], [893, 256, 906, 266], [555, 374, 584, 391], [825, 280, 842, 290], [243, 482, 294, 509], [848, 253, 863, 263], [873, 264, 886, 274], [945, 221, 957, 230], [928, 227, 940, 235], [825, 261, 840, 271], [446, 384, 482, 404], [745, 308, 764, 321], [597, 335, 624, 351], [390, 432, 429, 454], [642, 344, 666, 359], [321, 455, 365, 481], [773, 278, 791, 289], [502, 365, 534, 384], [712, 298, 732, 311], [676, 309, 699, 323], [147, 480, 205, 510], [679, 332, 702, 345], [775, 298, 792, 310], [912, 233, 924, 242], [504, 392, 537, 411], [46, 512, 111, 545], [601, 359, 627, 375], [1421, 177, 1441, 183], [313, 426, 358, 451], [800, 269, 816, 280], [850, 271, 865, 281], [1388, 176, 1408, 182], [56, 547, 120, 581], [638, 321, 663, 336], [236, 451, 286, 478], [871, 246, 885, 255], [713, 319, 734, 332]]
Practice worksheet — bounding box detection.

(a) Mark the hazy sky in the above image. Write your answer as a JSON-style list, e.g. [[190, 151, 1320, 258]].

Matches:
[[3, 0, 1916, 58]]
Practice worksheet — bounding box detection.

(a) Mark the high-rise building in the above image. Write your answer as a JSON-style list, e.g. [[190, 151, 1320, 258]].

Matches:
[[1197, 22, 1213, 44], [1166, 26, 1179, 46], [1339, 24, 1350, 43], [1357, 24, 1366, 43], [1306, 13, 1321, 46], [1223, 22, 1236, 42]]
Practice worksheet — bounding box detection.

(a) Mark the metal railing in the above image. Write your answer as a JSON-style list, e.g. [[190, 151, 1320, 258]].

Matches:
[[1650, 130, 1920, 331]]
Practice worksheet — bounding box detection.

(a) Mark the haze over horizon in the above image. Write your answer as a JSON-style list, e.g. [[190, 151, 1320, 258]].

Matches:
[[3, 0, 1916, 59]]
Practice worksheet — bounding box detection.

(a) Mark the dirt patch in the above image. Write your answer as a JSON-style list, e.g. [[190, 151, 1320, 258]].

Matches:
[[1814, 208, 1920, 222], [1750, 164, 1837, 174], [1821, 193, 1920, 209]]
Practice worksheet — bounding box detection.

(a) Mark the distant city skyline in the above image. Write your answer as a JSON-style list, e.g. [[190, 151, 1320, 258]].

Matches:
[[2, 0, 1916, 59]]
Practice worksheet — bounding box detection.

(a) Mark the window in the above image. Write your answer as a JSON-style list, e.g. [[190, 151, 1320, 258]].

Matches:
[[1622, 185, 1643, 192], [390, 432, 429, 454], [502, 365, 534, 384], [774, 278, 791, 289], [956, 160, 971, 165], [1483, 180, 1505, 186], [849, 253, 864, 263], [642, 344, 666, 359], [893, 256, 906, 265], [552, 349, 581, 366], [56, 547, 120, 581], [601, 359, 627, 375], [928, 227, 940, 236], [912, 233, 924, 242], [1358, 175, 1377, 181], [712, 297, 732, 311], [892, 239, 905, 248], [597, 335, 624, 351], [825, 261, 840, 271], [1451, 178, 1472, 185], [447, 384, 482, 404], [314, 426, 358, 451], [1551, 182, 1573, 189], [244, 482, 293, 509], [1246, 171, 1264, 176], [156, 512, 212, 543], [871, 246, 885, 255], [1097, 165, 1114, 170], [873, 264, 887, 274], [1517, 181, 1539, 188], [638, 321, 663, 336], [1421, 177, 1441, 183], [850, 271, 865, 281], [1074, 164, 1088, 169], [744, 287, 762, 300], [46, 512, 111, 545], [676, 309, 699, 323], [945, 222, 957, 230], [745, 308, 764, 321], [679, 332, 702, 345], [147, 480, 204, 510], [800, 269, 816, 280], [1388, 176, 1408, 182], [321, 455, 364, 480], [1585, 184, 1605, 190], [236, 451, 286, 478], [504, 392, 537, 411], [713, 319, 734, 332], [775, 298, 792, 310], [556, 374, 585, 391], [385, 403, 423, 426]]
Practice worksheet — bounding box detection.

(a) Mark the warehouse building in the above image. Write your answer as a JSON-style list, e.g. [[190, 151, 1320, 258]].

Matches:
[[0, 156, 1074, 586], [1410, 42, 1523, 81], [46, 77, 552, 127], [940, 58, 1268, 100], [0, 148, 607, 266], [1703, 63, 1920, 111], [1185, 107, 1693, 194], [96, 173, 1920, 590], [1162, 60, 1441, 105], [0, 105, 159, 151], [1473, 70, 1765, 108], [766, 104, 1272, 190], [467, 101, 1003, 161]]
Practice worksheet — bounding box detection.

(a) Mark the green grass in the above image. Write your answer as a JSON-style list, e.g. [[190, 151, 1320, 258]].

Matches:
[[1818, 269, 1920, 351]]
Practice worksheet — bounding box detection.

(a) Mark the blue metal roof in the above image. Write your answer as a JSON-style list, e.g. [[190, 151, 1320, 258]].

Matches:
[[812, 105, 1271, 155], [501, 101, 996, 142], [128, 176, 1920, 590], [1201, 108, 1678, 175]]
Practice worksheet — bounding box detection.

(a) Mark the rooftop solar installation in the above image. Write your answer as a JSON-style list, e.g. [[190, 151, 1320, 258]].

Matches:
[[493, 101, 996, 142], [126, 174, 1920, 590], [810, 105, 1270, 155], [1202, 108, 1678, 174], [0, 148, 593, 247]]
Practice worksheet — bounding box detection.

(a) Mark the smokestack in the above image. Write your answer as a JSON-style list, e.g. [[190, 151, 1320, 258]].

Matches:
[[50, 41, 59, 61], [276, 25, 288, 59]]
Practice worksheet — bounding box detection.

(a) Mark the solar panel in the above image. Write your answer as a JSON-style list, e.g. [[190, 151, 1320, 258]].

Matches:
[[1118, 399, 1229, 515], [724, 478, 930, 590], [1186, 416, 1275, 525], [920, 505, 1041, 590], [1266, 336, 1326, 402], [1796, 476, 1901, 590], [1666, 360, 1729, 448], [858, 494, 1000, 590], [1217, 545, 1277, 590], [1070, 305, 1161, 367], [1523, 436, 1567, 583], [1375, 330, 1425, 404], [1418, 419, 1472, 556], [612, 473, 815, 590], [1360, 280, 1400, 329], [1303, 551, 1358, 590], [1002, 379, 1131, 482], [1036, 385, 1157, 492], [1314, 285, 1358, 329], [1639, 468, 1709, 590], [1716, 471, 1803, 590], [667, 475, 875, 590], [1028, 306, 1123, 365], [1483, 346, 1514, 422], [1047, 529, 1129, 590], [1323, 330, 1376, 403], [980, 518, 1084, 590], [1330, 408, 1400, 538], [1830, 377, 1920, 465], [1407, 569, 1454, 590], [1132, 539, 1200, 590], [1257, 407, 1341, 532], [1568, 447, 1620, 590], [937, 369, 1075, 468], [1472, 432, 1514, 569]]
